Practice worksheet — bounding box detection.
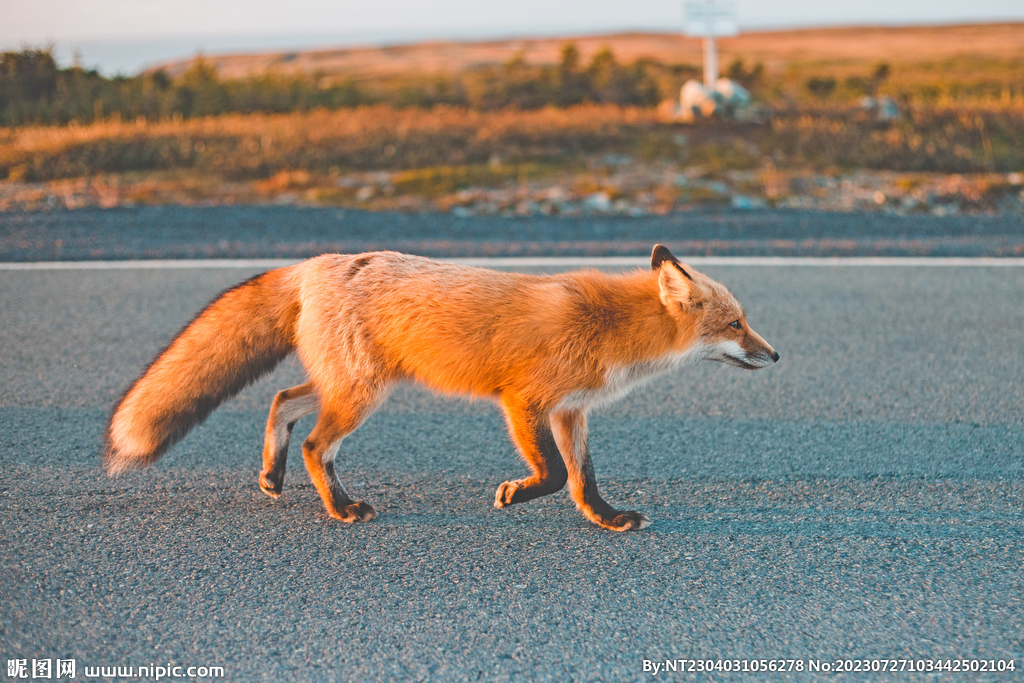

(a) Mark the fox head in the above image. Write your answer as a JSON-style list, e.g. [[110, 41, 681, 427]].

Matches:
[[651, 244, 779, 370]]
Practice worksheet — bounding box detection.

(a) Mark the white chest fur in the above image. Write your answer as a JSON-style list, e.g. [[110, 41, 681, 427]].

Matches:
[[555, 344, 709, 412]]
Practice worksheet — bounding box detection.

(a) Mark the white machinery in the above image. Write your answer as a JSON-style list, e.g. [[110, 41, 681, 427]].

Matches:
[[685, 0, 738, 87]]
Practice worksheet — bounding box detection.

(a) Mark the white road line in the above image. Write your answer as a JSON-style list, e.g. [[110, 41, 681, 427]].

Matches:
[[458, 256, 1024, 267], [1, 256, 1023, 271]]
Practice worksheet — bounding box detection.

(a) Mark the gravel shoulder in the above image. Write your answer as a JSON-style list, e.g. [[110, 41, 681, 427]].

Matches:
[[2, 205, 1023, 261]]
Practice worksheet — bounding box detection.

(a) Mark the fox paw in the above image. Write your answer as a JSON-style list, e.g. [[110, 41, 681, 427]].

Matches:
[[328, 501, 377, 523], [598, 510, 651, 532], [258, 472, 283, 498], [493, 481, 522, 509]]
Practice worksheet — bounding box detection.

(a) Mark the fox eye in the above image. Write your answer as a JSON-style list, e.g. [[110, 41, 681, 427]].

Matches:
[[728, 320, 742, 330]]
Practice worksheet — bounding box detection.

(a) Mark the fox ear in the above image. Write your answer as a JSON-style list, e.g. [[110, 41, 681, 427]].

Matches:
[[658, 260, 694, 307], [651, 244, 678, 270], [651, 244, 695, 280]]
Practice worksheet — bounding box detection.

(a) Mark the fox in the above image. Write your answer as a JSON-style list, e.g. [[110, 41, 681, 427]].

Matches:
[[105, 244, 778, 531]]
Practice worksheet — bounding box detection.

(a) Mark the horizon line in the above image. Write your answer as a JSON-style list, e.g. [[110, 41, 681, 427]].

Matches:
[[6, 18, 1023, 75]]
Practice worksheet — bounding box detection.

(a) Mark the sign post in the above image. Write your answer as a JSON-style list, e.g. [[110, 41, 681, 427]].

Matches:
[[685, 1, 738, 86]]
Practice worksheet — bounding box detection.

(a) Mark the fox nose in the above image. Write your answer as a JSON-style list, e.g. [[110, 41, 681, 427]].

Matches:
[[771, 351, 780, 362]]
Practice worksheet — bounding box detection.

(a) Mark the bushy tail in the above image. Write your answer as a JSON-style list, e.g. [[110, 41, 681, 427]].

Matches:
[[104, 266, 300, 474]]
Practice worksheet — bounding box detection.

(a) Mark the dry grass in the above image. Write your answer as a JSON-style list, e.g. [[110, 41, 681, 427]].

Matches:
[[5, 24, 1022, 213], [0, 105, 655, 182], [2, 102, 1022, 213], [3, 102, 1022, 183]]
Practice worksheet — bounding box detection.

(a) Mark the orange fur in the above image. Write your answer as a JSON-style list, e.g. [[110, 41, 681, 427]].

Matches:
[[105, 245, 778, 531]]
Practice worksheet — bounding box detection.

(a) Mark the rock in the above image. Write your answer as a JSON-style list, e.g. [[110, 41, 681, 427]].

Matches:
[[730, 195, 766, 210], [877, 96, 900, 121], [583, 192, 612, 213], [859, 95, 899, 121]]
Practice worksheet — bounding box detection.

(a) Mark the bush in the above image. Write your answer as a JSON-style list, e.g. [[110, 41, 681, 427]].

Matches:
[[806, 77, 837, 100], [0, 45, 675, 126]]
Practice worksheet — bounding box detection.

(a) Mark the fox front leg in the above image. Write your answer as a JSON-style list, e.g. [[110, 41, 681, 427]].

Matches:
[[494, 396, 569, 508], [550, 409, 651, 531]]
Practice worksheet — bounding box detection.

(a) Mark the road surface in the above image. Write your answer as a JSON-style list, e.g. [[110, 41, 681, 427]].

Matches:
[[1, 259, 1022, 681]]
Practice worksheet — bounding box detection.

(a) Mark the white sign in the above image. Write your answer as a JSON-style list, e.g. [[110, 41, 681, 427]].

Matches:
[[685, 1, 738, 37]]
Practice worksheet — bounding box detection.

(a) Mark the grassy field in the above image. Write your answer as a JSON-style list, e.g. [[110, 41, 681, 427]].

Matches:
[[1, 24, 1023, 214], [3, 102, 1021, 178], [2, 102, 1021, 214]]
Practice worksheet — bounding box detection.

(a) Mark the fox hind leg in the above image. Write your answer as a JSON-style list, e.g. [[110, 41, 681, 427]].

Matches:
[[301, 383, 385, 522], [494, 396, 568, 509], [259, 383, 318, 498], [550, 409, 650, 531]]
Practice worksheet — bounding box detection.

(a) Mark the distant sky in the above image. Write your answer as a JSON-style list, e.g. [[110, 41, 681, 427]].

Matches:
[[3, 0, 1024, 75]]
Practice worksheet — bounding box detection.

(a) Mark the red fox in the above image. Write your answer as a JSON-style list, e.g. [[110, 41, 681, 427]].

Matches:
[[105, 245, 778, 531]]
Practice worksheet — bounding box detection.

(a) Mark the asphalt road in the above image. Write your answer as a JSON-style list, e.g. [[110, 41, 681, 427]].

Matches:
[[1, 261, 1022, 681]]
